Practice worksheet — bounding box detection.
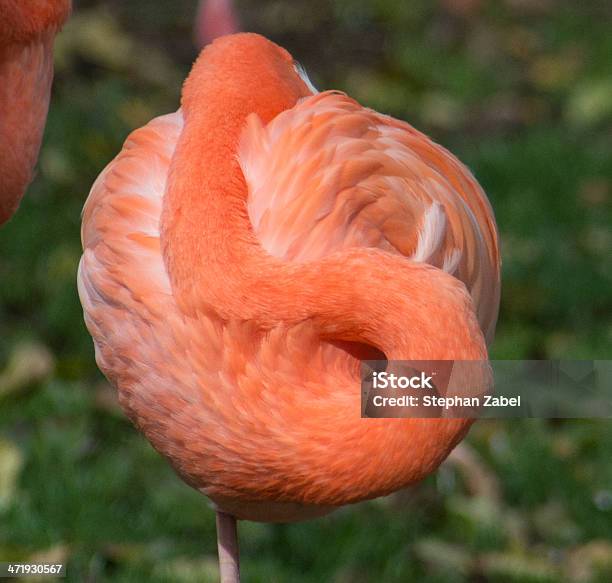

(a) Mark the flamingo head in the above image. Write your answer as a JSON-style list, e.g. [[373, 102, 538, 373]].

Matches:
[[183, 33, 312, 126]]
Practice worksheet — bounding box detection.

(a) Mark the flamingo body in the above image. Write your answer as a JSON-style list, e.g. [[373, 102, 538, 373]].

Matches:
[[0, 0, 70, 225], [78, 34, 500, 522]]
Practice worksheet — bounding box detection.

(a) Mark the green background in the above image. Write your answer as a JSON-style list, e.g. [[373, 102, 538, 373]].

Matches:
[[1, 0, 611, 581]]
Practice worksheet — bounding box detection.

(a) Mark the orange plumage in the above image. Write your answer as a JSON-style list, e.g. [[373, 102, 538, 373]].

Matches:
[[0, 0, 70, 225], [78, 33, 500, 527]]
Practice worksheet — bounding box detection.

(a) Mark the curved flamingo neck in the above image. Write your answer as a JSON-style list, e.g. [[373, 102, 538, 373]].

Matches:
[[161, 34, 310, 307], [161, 34, 487, 363]]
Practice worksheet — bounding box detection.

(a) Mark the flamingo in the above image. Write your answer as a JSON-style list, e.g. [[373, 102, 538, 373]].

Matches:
[[195, 0, 239, 48], [195, 0, 239, 49], [0, 0, 71, 225], [78, 33, 500, 581]]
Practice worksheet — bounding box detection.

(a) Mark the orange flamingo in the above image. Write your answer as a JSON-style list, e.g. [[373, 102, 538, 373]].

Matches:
[[78, 33, 500, 581], [0, 0, 71, 225]]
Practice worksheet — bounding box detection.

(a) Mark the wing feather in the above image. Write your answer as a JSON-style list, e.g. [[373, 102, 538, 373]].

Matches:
[[239, 91, 500, 341]]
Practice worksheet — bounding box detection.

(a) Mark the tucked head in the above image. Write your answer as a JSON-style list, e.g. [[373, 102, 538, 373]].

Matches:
[[182, 33, 312, 125]]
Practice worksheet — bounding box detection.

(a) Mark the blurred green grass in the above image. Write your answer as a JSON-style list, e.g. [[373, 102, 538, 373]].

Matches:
[[0, 0, 611, 581]]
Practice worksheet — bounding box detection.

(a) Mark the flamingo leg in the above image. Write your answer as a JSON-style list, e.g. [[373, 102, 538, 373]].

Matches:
[[216, 511, 240, 582]]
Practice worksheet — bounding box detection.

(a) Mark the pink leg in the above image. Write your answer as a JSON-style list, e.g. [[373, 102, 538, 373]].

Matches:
[[216, 511, 240, 582]]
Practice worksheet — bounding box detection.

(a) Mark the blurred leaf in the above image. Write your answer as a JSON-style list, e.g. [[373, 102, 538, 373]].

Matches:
[[532, 500, 580, 545], [154, 555, 219, 583], [446, 443, 502, 502], [413, 538, 472, 576], [0, 439, 24, 510], [567, 540, 612, 583], [480, 549, 558, 582], [566, 79, 612, 127], [447, 495, 508, 548], [56, 8, 134, 71], [529, 49, 584, 91], [55, 8, 180, 89], [578, 178, 610, 208], [420, 92, 464, 130], [0, 343, 54, 401]]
